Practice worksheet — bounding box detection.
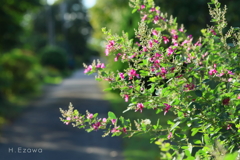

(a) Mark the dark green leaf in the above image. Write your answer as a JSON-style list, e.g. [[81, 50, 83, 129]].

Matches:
[[195, 90, 203, 97]]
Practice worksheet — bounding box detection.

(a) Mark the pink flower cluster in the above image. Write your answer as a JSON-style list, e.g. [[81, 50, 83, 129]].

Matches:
[[84, 65, 92, 73], [96, 63, 105, 69], [184, 83, 195, 91], [128, 69, 140, 80], [163, 103, 172, 115], [105, 40, 115, 56], [156, 67, 167, 78], [135, 103, 144, 112]]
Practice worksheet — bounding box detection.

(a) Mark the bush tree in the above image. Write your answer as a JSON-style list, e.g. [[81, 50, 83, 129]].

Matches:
[[40, 45, 68, 71], [60, 0, 240, 159]]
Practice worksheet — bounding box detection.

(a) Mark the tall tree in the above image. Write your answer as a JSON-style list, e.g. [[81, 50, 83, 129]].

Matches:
[[0, 0, 41, 52], [33, 0, 92, 59]]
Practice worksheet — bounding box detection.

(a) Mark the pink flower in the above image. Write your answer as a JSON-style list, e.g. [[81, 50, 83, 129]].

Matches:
[[210, 29, 216, 35], [135, 103, 144, 113], [104, 78, 114, 81], [124, 94, 129, 102], [162, 36, 169, 44], [216, 73, 224, 77], [105, 40, 115, 56], [184, 83, 195, 90], [135, 42, 141, 46], [122, 127, 127, 134], [172, 35, 178, 43], [153, 15, 160, 23], [167, 132, 172, 139], [170, 67, 175, 72], [222, 98, 230, 105], [111, 127, 120, 133], [171, 29, 177, 35], [161, 67, 167, 74], [153, 39, 159, 43], [114, 53, 122, 61], [163, 103, 172, 115], [155, 53, 162, 57], [143, 46, 148, 52], [237, 95, 240, 99], [228, 78, 233, 82], [92, 122, 101, 130], [148, 40, 153, 48], [87, 113, 93, 119], [173, 42, 178, 46], [227, 70, 234, 75], [128, 69, 139, 79], [142, 15, 147, 21], [176, 74, 183, 78], [102, 118, 107, 123], [119, 73, 124, 80], [209, 69, 217, 75], [105, 49, 109, 56], [227, 124, 232, 130], [150, 8, 156, 12], [96, 63, 105, 68], [167, 47, 175, 56], [111, 119, 116, 124], [152, 30, 158, 36], [66, 117, 71, 120], [213, 64, 217, 68], [179, 28, 184, 32], [141, 5, 145, 9], [84, 65, 92, 73], [194, 41, 202, 46]]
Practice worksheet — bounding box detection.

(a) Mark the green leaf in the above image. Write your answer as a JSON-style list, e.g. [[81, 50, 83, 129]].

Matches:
[[191, 128, 199, 136], [119, 116, 124, 125], [108, 111, 117, 119], [132, 8, 138, 14], [224, 152, 238, 160], [94, 113, 98, 118], [95, 78, 102, 81], [170, 121, 180, 131], [74, 109, 79, 116], [103, 88, 112, 91], [193, 139, 202, 144], [195, 90, 203, 97]]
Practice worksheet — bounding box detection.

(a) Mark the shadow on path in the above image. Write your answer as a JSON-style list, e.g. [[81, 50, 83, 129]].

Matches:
[[0, 69, 124, 160]]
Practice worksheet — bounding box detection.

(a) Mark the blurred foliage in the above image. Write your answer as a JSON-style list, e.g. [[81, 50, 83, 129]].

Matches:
[[89, 0, 139, 72], [40, 45, 68, 71], [90, 0, 240, 46], [0, 49, 42, 100], [0, 0, 41, 52], [154, 0, 240, 37], [32, 0, 94, 64], [0, 0, 94, 126]]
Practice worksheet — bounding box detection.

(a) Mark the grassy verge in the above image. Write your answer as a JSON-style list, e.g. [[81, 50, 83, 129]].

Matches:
[[99, 81, 176, 160]]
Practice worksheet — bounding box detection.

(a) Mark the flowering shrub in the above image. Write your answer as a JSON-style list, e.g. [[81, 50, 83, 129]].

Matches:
[[60, 0, 240, 159]]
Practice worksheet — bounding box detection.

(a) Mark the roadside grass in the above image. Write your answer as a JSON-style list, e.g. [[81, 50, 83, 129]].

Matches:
[[99, 81, 176, 160]]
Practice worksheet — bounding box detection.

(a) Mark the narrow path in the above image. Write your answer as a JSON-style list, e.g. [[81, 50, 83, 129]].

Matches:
[[0, 69, 124, 160]]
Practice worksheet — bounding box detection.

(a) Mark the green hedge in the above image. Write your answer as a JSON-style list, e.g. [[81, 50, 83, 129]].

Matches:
[[0, 49, 42, 99], [40, 45, 68, 71]]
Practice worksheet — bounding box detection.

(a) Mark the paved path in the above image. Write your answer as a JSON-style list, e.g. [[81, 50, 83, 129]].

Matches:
[[0, 69, 124, 160]]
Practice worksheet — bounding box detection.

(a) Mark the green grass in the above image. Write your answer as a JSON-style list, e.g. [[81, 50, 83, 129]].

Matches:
[[99, 82, 176, 160]]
